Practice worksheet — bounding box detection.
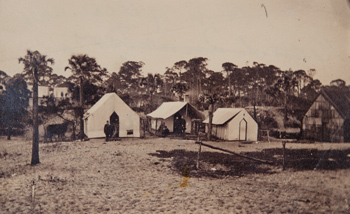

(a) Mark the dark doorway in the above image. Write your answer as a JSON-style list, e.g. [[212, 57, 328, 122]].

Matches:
[[110, 112, 119, 138], [344, 119, 350, 142], [239, 119, 247, 141], [173, 112, 182, 134]]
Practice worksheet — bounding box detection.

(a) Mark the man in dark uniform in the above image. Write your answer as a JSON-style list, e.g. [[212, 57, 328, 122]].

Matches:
[[104, 121, 110, 141], [180, 116, 186, 136], [162, 126, 170, 137], [174, 116, 180, 135]]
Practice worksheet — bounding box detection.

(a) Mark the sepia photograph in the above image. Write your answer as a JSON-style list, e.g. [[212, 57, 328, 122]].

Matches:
[[0, 0, 350, 213]]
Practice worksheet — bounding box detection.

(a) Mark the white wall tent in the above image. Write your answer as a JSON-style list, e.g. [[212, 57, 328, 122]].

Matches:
[[203, 108, 258, 141], [84, 93, 141, 138], [147, 102, 204, 134]]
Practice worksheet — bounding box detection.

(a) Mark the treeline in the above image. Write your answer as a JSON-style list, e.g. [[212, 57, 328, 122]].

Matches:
[[65, 57, 325, 114], [0, 52, 348, 134], [103, 58, 324, 116]]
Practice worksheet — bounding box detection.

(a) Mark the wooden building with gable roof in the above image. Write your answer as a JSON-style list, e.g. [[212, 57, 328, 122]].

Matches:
[[203, 108, 258, 141], [302, 88, 350, 142]]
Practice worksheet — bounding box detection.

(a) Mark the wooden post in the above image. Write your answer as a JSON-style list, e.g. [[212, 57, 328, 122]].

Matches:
[[155, 119, 158, 136], [141, 118, 145, 138], [79, 76, 84, 141], [196, 141, 202, 169], [31, 179, 35, 211], [282, 141, 286, 170]]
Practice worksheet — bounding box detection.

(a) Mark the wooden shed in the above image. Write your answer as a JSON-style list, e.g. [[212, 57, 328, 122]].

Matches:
[[302, 88, 350, 142], [203, 108, 258, 141]]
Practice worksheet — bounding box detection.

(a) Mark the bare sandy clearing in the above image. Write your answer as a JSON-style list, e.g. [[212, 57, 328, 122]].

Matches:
[[1, 137, 350, 213]]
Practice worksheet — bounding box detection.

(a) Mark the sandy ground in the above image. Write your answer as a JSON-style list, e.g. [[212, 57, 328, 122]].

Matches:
[[1, 136, 350, 213]]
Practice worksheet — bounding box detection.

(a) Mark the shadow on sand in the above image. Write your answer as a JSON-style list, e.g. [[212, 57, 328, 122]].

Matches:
[[149, 148, 350, 178], [248, 148, 350, 170]]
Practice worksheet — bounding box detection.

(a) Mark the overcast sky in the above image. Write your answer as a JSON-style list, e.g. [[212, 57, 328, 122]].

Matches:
[[0, 0, 349, 85]]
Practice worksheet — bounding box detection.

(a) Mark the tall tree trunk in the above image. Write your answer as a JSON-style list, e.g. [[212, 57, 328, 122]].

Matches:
[[164, 80, 167, 96], [72, 122, 76, 141], [228, 71, 231, 97], [79, 76, 84, 140], [232, 83, 236, 97], [284, 93, 288, 122], [31, 70, 40, 165], [199, 78, 201, 98], [190, 81, 193, 102], [207, 103, 213, 140], [253, 103, 257, 121], [238, 87, 242, 107], [254, 84, 258, 120]]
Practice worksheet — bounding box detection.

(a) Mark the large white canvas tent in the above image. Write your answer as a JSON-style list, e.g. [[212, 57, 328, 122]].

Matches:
[[203, 108, 258, 141], [147, 102, 204, 134], [84, 93, 141, 138]]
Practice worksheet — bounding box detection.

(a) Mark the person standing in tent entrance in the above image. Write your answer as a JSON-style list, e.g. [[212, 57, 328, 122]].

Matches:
[[104, 121, 111, 141], [180, 116, 186, 136], [174, 116, 180, 135]]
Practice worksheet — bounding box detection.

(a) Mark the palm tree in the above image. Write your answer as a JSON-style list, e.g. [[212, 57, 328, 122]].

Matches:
[[118, 61, 144, 94], [267, 70, 297, 121], [293, 70, 307, 97], [65, 54, 108, 140], [184, 57, 208, 102], [139, 73, 163, 110], [222, 62, 237, 97], [198, 93, 221, 140], [19, 50, 54, 165], [163, 68, 178, 97], [199, 70, 223, 140]]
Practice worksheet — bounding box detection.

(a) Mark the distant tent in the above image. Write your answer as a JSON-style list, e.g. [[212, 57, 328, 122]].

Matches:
[[147, 102, 204, 134], [203, 108, 258, 141], [84, 93, 141, 138]]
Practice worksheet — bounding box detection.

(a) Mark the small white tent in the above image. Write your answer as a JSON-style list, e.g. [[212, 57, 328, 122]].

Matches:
[[147, 102, 204, 134], [84, 93, 141, 138], [203, 108, 258, 141]]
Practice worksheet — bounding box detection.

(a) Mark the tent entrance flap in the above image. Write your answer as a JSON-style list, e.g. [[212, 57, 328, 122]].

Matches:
[[173, 112, 182, 134], [239, 119, 247, 141], [110, 112, 119, 138]]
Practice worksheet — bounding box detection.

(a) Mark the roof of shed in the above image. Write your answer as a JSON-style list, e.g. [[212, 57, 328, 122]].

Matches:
[[322, 88, 350, 119], [147, 102, 204, 120], [203, 108, 243, 125]]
